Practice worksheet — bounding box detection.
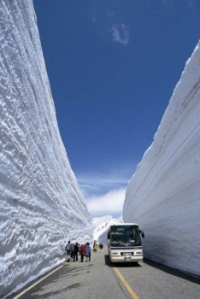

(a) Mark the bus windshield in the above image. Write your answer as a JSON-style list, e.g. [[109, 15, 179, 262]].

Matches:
[[110, 225, 141, 247]]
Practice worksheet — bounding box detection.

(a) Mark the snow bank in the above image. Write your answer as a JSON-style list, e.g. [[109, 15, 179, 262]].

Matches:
[[93, 215, 122, 244], [0, 1, 92, 298], [123, 41, 200, 276]]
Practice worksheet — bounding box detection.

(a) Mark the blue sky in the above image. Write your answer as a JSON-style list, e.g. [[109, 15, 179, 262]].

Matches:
[[33, 0, 200, 217]]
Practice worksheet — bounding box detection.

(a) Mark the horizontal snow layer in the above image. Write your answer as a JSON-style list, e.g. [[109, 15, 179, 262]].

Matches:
[[0, 1, 92, 298], [123, 41, 200, 276]]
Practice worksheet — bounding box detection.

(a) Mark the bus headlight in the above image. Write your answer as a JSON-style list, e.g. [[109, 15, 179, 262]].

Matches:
[[111, 252, 119, 256]]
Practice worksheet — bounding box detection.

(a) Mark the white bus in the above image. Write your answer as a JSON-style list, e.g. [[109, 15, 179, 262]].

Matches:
[[107, 223, 145, 263]]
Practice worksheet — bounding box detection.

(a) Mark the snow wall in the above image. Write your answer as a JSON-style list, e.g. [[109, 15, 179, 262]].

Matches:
[[123, 41, 200, 276], [0, 1, 92, 298]]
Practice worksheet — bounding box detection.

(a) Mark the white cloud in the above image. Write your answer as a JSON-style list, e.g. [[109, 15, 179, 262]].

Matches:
[[76, 162, 137, 216], [77, 171, 129, 198], [111, 24, 129, 45], [86, 188, 126, 215]]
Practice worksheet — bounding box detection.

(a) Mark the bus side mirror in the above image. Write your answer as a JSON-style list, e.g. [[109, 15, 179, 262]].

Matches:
[[107, 232, 110, 239], [140, 230, 145, 238]]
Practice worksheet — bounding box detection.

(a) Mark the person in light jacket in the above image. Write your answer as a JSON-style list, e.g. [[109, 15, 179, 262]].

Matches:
[[93, 241, 97, 252], [65, 241, 71, 261], [85, 242, 91, 262]]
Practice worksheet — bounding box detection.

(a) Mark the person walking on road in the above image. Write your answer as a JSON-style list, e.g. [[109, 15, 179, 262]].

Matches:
[[93, 241, 97, 253], [65, 241, 71, 262], [74, 242, 79, 261], [79, 243, 86, 262], [70, 243, 75, 262], [85, 242, 91, 262]]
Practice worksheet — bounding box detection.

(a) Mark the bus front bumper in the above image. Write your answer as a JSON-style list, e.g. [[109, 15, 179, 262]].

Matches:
[[110, 255, 143, 263], [109, 250, 143, 263]]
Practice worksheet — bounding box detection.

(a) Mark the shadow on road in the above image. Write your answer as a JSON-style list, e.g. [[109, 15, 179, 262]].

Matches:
[[144, 258, 200, 284], [104, 254, 142, 268], [28, 283, 82, 299]]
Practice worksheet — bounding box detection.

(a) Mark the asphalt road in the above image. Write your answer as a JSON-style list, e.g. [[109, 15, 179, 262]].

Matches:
[[9, 248, 200, 299]]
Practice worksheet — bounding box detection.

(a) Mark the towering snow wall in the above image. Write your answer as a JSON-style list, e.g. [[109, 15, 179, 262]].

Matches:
[[0, 1, 92, 297], [123, 42, 200, 276]]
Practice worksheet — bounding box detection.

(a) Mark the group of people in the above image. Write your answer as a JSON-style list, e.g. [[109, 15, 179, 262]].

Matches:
[[65, 241, 92, 262]]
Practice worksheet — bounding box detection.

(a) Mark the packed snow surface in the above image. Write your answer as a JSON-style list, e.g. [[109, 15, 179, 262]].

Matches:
[[123, 41, 200, 276], [93, 215, 122, 244], [0, 1, 92, 298]]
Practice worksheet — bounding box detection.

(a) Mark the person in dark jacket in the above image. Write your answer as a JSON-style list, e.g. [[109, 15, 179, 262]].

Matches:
[[74, 243, 79, 261], [99, 243, 103, 250], [70, 243, 75, 262]]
